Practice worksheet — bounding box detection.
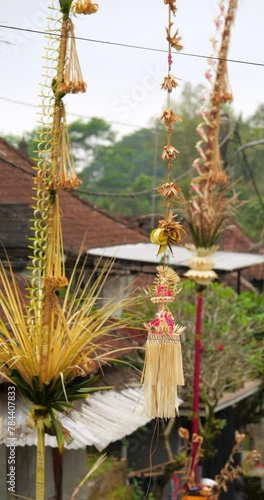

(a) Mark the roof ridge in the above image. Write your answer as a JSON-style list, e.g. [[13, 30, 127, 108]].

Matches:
[[0, 137, 149, 249], [69, 190, 149, 236], [0, 137, 35, 166]]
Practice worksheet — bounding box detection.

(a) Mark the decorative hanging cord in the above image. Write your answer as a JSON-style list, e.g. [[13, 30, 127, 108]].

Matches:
[[141, 0, 186, 418]]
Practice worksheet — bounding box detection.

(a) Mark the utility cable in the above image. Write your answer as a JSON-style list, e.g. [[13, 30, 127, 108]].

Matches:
[[231, 125, 264, 211], [1, 23, 264, 68], [0, 95, 153, 132], [0, 152, 192, 198], [77, 168, 193, 198]]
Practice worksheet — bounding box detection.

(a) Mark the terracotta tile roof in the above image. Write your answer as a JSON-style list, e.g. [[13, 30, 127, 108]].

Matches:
[[221, 224, 255, 252], [0, 138, 148, 256]]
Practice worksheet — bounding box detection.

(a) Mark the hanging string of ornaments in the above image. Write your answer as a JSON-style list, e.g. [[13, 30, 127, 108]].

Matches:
[[141, 0, 186, 418]]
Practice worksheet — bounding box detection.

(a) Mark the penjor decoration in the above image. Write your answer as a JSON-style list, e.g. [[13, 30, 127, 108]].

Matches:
[[178, 0, 240, 484], [181, 0, 240, 284], [0, 1, 136, 498], [141, 0, 186, 418]]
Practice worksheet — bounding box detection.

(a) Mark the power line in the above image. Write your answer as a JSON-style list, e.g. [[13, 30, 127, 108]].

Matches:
[[0, 94, 168, 135], [0, 148, 192, 200], [1, 23, 264, 68], [0, 95, 36, 108], [0, 38, 15, 45], [77, 169, 192, 198], [231, 130, 264, 211], [0, 95, 148, 131], [77, 187, 158, 198]]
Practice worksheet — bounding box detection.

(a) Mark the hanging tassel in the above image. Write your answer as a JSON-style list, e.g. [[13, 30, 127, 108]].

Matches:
[[51, 102, 82, 190], [141, 267, 186, 417], [58, 19, 87, 94], [141, 329, 185, 417], [43, 194, 68, 290]]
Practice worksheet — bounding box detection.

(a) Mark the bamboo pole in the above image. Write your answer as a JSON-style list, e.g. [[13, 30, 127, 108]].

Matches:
[[36, 420, 46, 500], [36, 9, 70, 500]]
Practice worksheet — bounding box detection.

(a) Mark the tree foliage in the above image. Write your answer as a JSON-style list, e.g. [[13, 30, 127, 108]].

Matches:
[[177, 281, 263, 455], [135, 280, 263, 456], [3, 82, 264, 240], [79, 84, 264, 241]]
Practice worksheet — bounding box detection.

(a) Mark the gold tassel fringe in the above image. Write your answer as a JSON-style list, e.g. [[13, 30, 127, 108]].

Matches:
[[141, 333, 184, 418]]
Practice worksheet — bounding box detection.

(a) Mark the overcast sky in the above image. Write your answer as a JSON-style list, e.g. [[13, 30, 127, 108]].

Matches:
[[0, 0, 263, 138]]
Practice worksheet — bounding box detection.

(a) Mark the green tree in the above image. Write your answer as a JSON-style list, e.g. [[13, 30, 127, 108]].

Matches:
[[227, 115, 264, 241], [3, 84, 264, 239], [80, 127, 164, 215], [69, 117, 115, 170], [3, 117, 115, 169], [175, 281, 263, 455], [80, 83, 204, 215]]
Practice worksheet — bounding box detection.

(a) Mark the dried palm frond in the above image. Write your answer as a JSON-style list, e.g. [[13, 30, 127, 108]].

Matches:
[[1, 2, 119, 498], [51, 103, 82, 190], [71, 453, 107, 499], [161, 144, 180, 161], [179, 180, 243, 248], [177, 1, 239, 251], [58, 19, 87, 94], [0, 256, 137, 449], [150, 210, 184, 255], [141, 0, 186, 419], [166, 26, 184, 51], [161, 74, 180, 93], [164, 0, 177, 15], [159, 108, 182, 133], [157, 181, 181, 199]]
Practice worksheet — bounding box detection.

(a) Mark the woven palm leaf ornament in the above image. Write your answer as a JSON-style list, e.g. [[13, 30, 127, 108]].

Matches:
[[182, 0, 239, 284], [0, 1, 134, 498], [141, 0, 186, 418]]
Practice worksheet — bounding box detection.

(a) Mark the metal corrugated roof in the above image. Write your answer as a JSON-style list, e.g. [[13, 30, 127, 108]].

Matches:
[[0, 386, 182, 451], [179, 379, 262, 416], [88, 243, 264, 272]]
